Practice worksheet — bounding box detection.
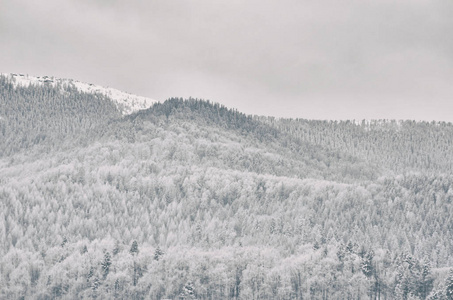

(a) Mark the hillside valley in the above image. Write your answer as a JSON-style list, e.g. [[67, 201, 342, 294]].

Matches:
[[1, 74, 453, 299]]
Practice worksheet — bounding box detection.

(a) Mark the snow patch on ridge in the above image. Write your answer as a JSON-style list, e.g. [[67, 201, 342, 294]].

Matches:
[[2, 73, 158, 115]]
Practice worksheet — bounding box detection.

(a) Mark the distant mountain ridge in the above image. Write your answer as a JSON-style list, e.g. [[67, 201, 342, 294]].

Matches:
[[1, 73, 157, 115]]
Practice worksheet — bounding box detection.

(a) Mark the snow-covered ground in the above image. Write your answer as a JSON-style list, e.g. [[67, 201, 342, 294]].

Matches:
[[2, 73, 158, 115]]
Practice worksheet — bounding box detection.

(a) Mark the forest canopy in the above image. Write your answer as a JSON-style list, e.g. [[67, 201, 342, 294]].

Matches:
[[1, 77, 453, 299]]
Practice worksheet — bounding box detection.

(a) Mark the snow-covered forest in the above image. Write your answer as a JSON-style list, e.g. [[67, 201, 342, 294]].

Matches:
[[1, 75, 453, 299]]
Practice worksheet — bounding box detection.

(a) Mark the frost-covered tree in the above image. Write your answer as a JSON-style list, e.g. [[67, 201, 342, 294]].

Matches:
[[102, 252, 112, 280], [154, 246, 163, 261], [446, 269, 453, 300], [130, 241, 139, 256]]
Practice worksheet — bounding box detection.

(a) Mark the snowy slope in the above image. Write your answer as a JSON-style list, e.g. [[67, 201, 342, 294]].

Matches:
[[2, 73, 158, 115]]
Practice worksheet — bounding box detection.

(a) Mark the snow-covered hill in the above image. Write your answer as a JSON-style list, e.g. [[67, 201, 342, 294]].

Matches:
[[2, 73, 157, 115]]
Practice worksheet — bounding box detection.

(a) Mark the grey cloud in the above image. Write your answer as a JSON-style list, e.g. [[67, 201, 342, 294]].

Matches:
[[1, 0, 452, 121]]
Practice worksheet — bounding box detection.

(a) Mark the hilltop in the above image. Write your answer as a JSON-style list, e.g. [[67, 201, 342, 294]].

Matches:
[[2, 73, 157, 115]]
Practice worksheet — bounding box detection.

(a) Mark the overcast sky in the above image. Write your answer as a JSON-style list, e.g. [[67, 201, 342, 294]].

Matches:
[[1, 0, 452, 121]]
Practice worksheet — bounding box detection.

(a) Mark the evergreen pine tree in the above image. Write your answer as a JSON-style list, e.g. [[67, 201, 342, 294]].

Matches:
[[446, 269, 453, 300], [92, 276, 100, 291], [61, 236, 68, 248], [361, 250, 374, 278], [130, 240, 139, 256], [102, 252, 112, 280], [87, 266, 94, 283], [113, 240, 120, 256], [154, 246, 163, 261], [419, 261, 434, 300]]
